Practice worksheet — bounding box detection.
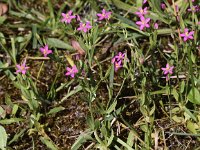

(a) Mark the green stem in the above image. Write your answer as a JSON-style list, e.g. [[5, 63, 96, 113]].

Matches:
[[36, 61, 44, 84]]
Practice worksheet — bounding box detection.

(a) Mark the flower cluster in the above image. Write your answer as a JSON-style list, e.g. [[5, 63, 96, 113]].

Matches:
[[61, 9, 111, 33], [111, 52, 125, 72], [161, 63, 174, 81], [135, 5, 151, 31]]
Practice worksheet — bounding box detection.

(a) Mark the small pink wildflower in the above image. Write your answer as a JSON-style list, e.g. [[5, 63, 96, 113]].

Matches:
[[97, 9, 112, 20], [65, 65, 78, 78], [143, 0, 147, 4], [61, 10, 76, 24], [154, 23, 158, 29], [187, 5, 199, 12], [77, 21, 92, 33], [161, 64, 174, 75], [114, 61, 122, 72], [115, 52, 125, 61], [16, 59, 29, 75], [136, 16, 151, 31], [135, 7, 148, 17], [40, 45, 52, 57], [111, 52, 125, 64], [180, 28, 194, 41], [111, 52, 126, 72], [161, 63, 174, 81], [161, 3, 166, 10]]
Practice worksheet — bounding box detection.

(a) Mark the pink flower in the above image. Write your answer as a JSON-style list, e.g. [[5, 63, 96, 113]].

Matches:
[[187, 5, 199, 12], [40, 45, 52, 57], [161, 3, 166, 10], [161, 63, 174, 75], [135, 7, 148, 17], [97, 9, 112, 20], [16, 59, 29, 75], [136, 16, 151, 31], [114, 61, 122, 72], [180, 28, 194, 41], [61, 10, 76, 24], [143, 0, 147, 4], [111, 52, 126, 72], [154, 23, 158, 29], [65, 65, 78, 78], [77, 21, 92, 33], [115, 52, 125, 61], [111, 52, 125, 64]]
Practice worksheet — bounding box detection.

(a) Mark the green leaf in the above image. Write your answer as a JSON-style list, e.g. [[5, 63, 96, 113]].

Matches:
[[47, 106, 65, 115], [126, 130, 135, 149], [12, 104, 19, 116], [47, 38, 73, 50], [187, 120, 197, 134], [0, 118, 24, 124], [71, 132, 93, 150], [107, 130, 114, 147], [8, 129, 26, 145], [187, 88, 200, 104], [60, 85, 82, 104], [183, 107, 197, 121], [191, 51, 196, 63], [180, 81, 185, 93], [115, 137, 133, 150], [111, 0, 137, 12], [172, 88, 179, 102], [0, 106, 6, 119], [0, 16, 7, 25], [40, 136, 58, 150], [0, 125, 7, 150], [106, 100, 117, 114]]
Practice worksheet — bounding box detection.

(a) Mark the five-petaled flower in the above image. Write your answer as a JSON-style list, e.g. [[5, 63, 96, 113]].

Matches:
[[161, 63, 174, 80], [187, 5, 199, 12], [180, 28, 194, 41], [40, 45, 53, 57], [77, 21, 92, 33], [97, 9, 112, 20], [65, 65, 78, 78], [61, 10, 76, 24], [136, 16, 151, 31], [16, 59, 29, 75], [135, 7, 148, 17]]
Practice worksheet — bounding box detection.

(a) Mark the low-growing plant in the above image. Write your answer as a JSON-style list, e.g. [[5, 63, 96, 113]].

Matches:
[[0, 0, 200, 149]]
